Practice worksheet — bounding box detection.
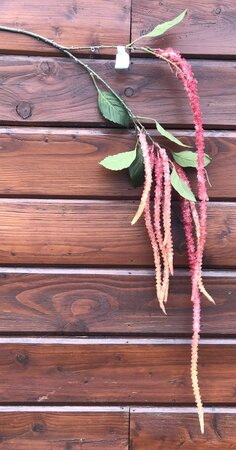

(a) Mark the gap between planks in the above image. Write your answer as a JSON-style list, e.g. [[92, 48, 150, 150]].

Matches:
[[0, 337, 235, 345]]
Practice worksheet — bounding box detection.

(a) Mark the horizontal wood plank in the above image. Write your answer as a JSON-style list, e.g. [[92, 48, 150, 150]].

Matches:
[[0, 128, 234, 199], [132, 1, 236, 56], [0, 200, 233, 267], [0, 200, 234, 267], [0, 408, 128, 449], [130, 408, 236, 449], [0, 0, 131, 56], [0, 269, 234, 335], [0, 338, 234, 404], [0, 57, 235, 127]]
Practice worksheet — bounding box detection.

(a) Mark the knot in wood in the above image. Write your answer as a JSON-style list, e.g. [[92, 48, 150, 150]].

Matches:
[[124, 87, 134, 97], [40, 61, 55, 75], [32, 422, 45, 433], [15, 352, 29, 366], [16, 101, 32, 119]]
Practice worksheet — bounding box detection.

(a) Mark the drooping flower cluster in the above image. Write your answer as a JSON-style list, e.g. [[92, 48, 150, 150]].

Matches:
[[132, 48, 214, 434], [132, 131, 174, 315]]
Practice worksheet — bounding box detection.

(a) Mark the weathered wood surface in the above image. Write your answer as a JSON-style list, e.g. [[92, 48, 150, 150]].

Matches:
[[0, 0, 131, 56], [0, 128, 234, 199], [0, 338, 235, 404], [0, 200, 234, 267], [132, 1, 236, 56], [130, 408, 236, 449], [0, 1, 235, 57], [0, 57, 235, 127], [0, 408, 128, 449], [0, 269, 233, 335]]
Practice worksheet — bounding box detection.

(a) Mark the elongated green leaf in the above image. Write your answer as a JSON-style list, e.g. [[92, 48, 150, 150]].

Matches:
[[129, 145, 144, 187], [155, 122, 190, 147], [98, 90, 130, 127], [143, 9, 187, 38], [172, 151, 212, 168], [100, 149, 136, 171], [171, 167, 196, 202]]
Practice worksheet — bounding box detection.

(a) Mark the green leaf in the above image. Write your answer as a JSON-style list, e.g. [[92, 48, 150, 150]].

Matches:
[[100, 149, 136, 171], [171, 167, 196, 202], [129, 145, 144, 187], [98, 90, 130, 127], [172, 151, 212, 168], [143, 9, 187, 38], [155, 122, 190, 147]]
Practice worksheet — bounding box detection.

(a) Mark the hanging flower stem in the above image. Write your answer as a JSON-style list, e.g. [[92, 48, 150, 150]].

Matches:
[[0, 19, 214, 434]]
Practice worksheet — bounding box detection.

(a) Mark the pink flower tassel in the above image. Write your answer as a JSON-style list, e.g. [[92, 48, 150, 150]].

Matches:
[[154, 47, 208, 291], [132, 131, 165, 312], [191, 290, 204, 434], [175, 163, 214, 304], [174, 162, 212, 433], [158, 145, 174, 278], [154, 145, 173, 305], [131, 131, 153, 225], [153, 155, 169, 308], [145, 185, 165, 314]]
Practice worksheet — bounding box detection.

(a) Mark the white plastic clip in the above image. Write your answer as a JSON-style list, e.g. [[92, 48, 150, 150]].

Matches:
[[115, 46, 130, 69]]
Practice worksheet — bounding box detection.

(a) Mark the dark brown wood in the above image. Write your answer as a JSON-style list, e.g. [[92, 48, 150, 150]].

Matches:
[[0, 269, 234, 335], [132, 1, 236, 56], [0, 0, 131, 56], [0, 200, 234, 267], [130, 408, 236, 449], [0, 338, 234, 403], [0, 57, 235, 127], [0, 128, 234, 199], [0, 408, 128, 449]]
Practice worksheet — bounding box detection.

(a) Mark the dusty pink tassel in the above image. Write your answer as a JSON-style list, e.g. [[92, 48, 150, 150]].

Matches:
[[145, 187, 165, 314], [132, 132, 165, 312], [154, 145, 173, 305], [158, 145, 174, 277], [131, 131, 153, 225], [153, 155, 169, 307]]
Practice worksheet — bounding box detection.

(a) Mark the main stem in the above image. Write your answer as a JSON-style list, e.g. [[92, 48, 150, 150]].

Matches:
[[0, 26, 150, 132], [0, 26, 176, 145]]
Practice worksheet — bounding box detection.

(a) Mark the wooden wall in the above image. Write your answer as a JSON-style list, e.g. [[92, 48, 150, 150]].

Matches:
[[0, 1, 235, 448]]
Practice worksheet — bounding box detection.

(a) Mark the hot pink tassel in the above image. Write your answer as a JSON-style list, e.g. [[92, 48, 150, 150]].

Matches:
[[154, 47, 209, 434], [154, 48, 208, 288]]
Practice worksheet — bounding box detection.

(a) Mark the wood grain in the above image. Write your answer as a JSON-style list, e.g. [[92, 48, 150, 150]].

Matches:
[[130, 409, 236, 449], [0, 408, 128, 449], [0, 338, 234, 404], [0, 269, 234, 335], [0, 200, 234, 267], [0, 57, 235, 127], [132, 1, 236, 56], [0, 128, 234, 199], [0, 0, 131, 56]]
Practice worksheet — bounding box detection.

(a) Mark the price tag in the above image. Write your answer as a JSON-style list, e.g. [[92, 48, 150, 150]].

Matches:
[[115, 46, 130, 69]]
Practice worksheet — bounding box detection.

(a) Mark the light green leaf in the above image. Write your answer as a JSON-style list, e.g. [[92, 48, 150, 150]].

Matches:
[[100, 149, 136, 171], [172, 151, 212, 168], [143, 9, 187, 38], [171, 167, 196, 202], [98, 90, 130, 127], [129, 145, 144, 187], [155, 121, 190, 147]]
